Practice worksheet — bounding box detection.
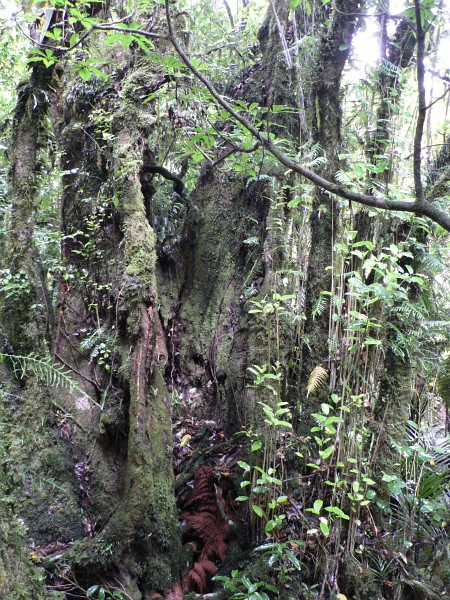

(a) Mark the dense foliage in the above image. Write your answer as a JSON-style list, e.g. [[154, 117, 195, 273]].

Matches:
[[0, 0, 449, 598]]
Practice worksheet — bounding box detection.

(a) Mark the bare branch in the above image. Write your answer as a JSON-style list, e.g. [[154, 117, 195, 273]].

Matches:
[[93, 24, 166, 40], [212, 142, 260, 167], [425, 86, 450, 111], [268, 0, 292, 68], [222, 0, 234, 29], [13, 12, 166, 56]]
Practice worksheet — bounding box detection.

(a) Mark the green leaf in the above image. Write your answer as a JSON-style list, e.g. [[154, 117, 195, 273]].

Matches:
[[353, 164, 364, 178], [252, 504, 264, 518], [265, 519, 277, 532], [363, 477, 375, 485], [251, 440, 262, 452], [285, 549, 302, 570], [319, 445, 335, 460], [321, 403, 330, 415], [319, 518, 329, 536], [79, 67, 91, 82], [238, 461, 251, 471], [307, 499, 323, 514], [287, 197, 302, 208], [325, 506, 349, 520]]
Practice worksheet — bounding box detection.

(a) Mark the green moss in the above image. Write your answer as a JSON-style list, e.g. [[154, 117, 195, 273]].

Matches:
[[0, 479, 63, 599], [179, 177, 247, 374], [0, 383, 83, 545]]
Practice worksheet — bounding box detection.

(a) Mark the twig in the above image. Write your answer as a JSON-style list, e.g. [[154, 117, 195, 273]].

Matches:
[[54, 351, 103, 392], [222, 0, 234, 29], [93, 23, 166, 40], [212, 141, 260, 167], [268, 0, 292, 68], [13, 12, 166, 55], [425, 86, 450, 111]]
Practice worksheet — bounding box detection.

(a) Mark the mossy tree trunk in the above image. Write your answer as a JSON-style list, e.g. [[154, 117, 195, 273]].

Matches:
[[1, 64, 55, 354], [98, 129, 180, 591]]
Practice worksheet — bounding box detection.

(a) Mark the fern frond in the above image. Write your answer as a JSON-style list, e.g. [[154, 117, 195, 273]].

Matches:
[[306, 365, 328, 397], [307, 155, 328, 170], [205, 530, 228, 561], [199, 559, 218, 576], [184, 567, 205, 593], [0, 352, 100, 408], [310, 142, 323, 159], [311, 294, 327, 320], [335, 170, 353, 185], [185, 466, 215, 508], [164, 582, 184, 600], [419, 251, 445, 275], [402, 579, 441, 600], [183, 512, 217, 537]]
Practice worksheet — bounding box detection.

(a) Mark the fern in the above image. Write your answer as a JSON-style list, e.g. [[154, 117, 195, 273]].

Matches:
[[182, 466, 229, 593], [306, 365, 328, 397], [183, 559, 217, 593], [402, 579, 441, 600], [335, 170, 353, 185], [419, 251, 445, 275], [311, 293, 327, 320], [309, 142, 323, 160], [306, 155, 328, 170], [164, 583, 184, 600], [0, 352, 99, 407]]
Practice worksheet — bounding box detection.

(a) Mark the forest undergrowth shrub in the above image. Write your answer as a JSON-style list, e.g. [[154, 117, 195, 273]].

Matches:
[[224, 219, 450, 599]]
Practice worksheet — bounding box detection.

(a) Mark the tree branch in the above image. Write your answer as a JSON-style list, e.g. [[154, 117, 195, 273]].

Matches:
[[164, 0, 450, 232], [212, 141, 260, 167]]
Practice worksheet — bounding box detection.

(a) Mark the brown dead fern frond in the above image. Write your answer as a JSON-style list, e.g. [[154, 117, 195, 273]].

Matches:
[[183, 512, 217, 538], [164, 582, 184, 600], [183, 559, 218, 593], [185, 465, 215, 508], [181, 465, 230, 593], [306, 365, 328, 397]]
